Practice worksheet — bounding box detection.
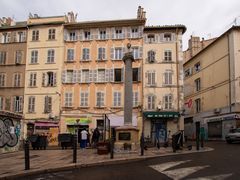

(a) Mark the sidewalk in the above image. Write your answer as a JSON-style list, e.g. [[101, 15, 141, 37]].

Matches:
[[0, 145, 213, 179]]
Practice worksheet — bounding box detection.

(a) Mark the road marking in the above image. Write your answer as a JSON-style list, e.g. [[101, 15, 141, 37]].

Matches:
[[150, 160, 191, 172], [188, 173, 233, 180], [163, 165, 209, 180]]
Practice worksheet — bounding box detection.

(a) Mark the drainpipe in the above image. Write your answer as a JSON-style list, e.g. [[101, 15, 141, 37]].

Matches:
[[227, 34, 232, 113], [175, 28, 180, 131]]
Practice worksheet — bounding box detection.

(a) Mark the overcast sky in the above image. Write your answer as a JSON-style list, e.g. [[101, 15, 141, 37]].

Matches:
[[1, 0, 240, 50]]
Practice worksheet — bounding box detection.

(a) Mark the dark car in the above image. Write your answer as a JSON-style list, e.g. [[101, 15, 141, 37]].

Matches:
[[225, 128, 240, 144]]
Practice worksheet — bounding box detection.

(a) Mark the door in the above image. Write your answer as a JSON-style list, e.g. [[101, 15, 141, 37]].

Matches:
[[155, 123, 167, 143]]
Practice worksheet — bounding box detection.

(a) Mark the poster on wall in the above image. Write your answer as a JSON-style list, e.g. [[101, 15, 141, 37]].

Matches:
[[48, 127, 59, 146]]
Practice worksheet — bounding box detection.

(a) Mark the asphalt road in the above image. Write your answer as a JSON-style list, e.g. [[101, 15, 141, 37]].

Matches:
[[23, 141, 240, 180]]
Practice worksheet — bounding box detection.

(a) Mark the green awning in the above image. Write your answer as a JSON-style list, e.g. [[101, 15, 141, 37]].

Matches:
[[143, 111, 180, 118]]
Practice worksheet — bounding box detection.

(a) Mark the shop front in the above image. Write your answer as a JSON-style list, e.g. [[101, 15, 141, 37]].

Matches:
[[143, 111, 180, 146], [64, 118, 92, 134]]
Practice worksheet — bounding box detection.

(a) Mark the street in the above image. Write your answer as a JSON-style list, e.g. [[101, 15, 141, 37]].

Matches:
[[22, 141, 240, 180]]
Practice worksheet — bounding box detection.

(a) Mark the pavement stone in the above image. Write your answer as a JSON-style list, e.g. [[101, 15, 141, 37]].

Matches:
[[0, 145, 213, 179]]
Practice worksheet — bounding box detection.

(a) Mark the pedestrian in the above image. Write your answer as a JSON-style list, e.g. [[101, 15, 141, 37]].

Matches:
[[80, 128, 88, 149], [91, 127, 100, 148]]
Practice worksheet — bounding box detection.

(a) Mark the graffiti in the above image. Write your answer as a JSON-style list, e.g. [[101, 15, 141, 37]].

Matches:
[[0, 118, 18, 148]]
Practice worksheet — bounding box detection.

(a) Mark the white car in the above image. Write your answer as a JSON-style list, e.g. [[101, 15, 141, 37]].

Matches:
[[225, 128, 240, 144]]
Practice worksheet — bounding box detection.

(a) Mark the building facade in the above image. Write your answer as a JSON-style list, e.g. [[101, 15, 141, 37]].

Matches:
[[183, 26, 240, 140], [23, 15, 67, 144], [60, 8, 146, 141], [142, 25, 186, 145]]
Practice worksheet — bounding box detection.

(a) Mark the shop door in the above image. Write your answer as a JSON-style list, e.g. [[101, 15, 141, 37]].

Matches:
[[155, 123, 167, 143], [208, 121, 222, 138]]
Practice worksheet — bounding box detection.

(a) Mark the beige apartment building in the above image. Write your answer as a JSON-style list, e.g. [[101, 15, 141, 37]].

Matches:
[[183, 26, 240, 140], [0, 18, 27, 152], [142, 25, 186, 145], [23, 15, 67, 143], [60, 7, 146, 140]]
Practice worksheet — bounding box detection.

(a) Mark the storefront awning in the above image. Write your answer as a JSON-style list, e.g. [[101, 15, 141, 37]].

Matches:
[[143, 111, 180, 118], [35, 122, 59, 127], [65, 118, 92, 125]]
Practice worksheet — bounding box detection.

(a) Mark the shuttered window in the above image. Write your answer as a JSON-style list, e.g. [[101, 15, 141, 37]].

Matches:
[[80, 92, 88, 107], [64, 92, 73, 107], [28, 96, 35, 113], [113, 92, 121, 107], [44, 96, 52, 113], [147, 95, 155, 110]]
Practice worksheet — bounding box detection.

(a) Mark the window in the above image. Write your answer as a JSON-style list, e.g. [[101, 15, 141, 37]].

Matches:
[[82, 48, 90, 60], [147, 34, 155, 43], [47, 49, 55, 63], [113, 92, 121, 107], [164, 94, 173, 109], [115, 28, 123, 39], [15, 50, 23, 64], [13, 96, 23, 112], [18, 32, 26, 42], [80, 92, 88, 107], [48, 29, 56, 40], [64, 92, 73, 107], [164, 33, 172, 41], [146, 71, 156, 86], [30, 50, 38, 64], [69, 31, 77, 41], [67, 49, 74, 61], [28, 96, 35, 113], [133, 92, 139, 107], [0, 73, 5, 87], [84, 30, 91, 40], [98, 47, 106, 60], [82, 70, 90, 83], [44, 96, 52, 113], [184, 68, 192, 77], [66, 70, 74, 83], [2, 33, 10, 43], [42, 72, 56, 87], [133, 68, 139, 82], [32, 30, 39, 41], [0, 97, 3, 110], [147, 95, 155, 110], [114, 48, 123, 60], [195, 78, 201, 91], [13, 73, 21, 87], [147, 50, 155, 63], [29, 72, 37, 87], [132, 47, 140, 59], [164, 50, 172, 61], [195, 98, 201, 113], [96, 92, 104, 107], [164, 70, 173, 85], [131, 27, 138, 38], [194, 62, 201, 72], [0, 51, 6, 64], [97, 69, 105, 82], [114, 69, 122, 82], [99, 29, 106, 40]]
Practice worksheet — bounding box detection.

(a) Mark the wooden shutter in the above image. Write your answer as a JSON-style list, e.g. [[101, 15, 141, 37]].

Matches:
[[64, 30, 68, 41], [77, 70, 81, 83], [79, 30, 83, 41], [109, 69, 114, 82], [93, 70, 97, 82], [62, 70, 67, 83], [139, 26, 143, 37], [42, 73, 46, 86], [105, 69, 109, 82], [121, 68, 124, 82], [138, 67, 142, 81], [73, 70, 77, 83], [159, 33, 164, 42], [171, 33, 176, 42], [106, 28, 110, 39], [110, 48, 114, 60], [127, 27, 131, 38], [53, 72, 57, 86], [44, 96, 48, 113], [111, 28, 115, 39], [89, 70, 93, 82], [139, 46, 143, 58], [19, 96, 23, 112], [22, 31, 26, 42], [12, 96, 16, 112]]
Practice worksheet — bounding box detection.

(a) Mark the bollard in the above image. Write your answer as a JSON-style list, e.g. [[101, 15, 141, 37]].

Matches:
[[196, 122, 200, 151], [200, 133, 204, 148], [110, 138, 114, 159], [73, 135, 77, 163], [24, 140, 30, 170], [140, 133, 144, 156], [172, 135, 176, 153]]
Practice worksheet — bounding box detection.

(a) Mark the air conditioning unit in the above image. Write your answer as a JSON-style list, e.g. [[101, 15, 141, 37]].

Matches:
[[214, 108, 221, 113]]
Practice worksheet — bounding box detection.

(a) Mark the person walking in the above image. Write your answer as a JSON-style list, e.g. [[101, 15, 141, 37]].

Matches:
[[80, 128, 88, 149], [91, 127, 100, 148]]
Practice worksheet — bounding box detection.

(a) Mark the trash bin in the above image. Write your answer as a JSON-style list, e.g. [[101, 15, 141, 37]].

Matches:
[[58, 133, 74, 149], [28, 134, 39, 150], [38, 135, 47, 150], [28, 135, 47, 150]]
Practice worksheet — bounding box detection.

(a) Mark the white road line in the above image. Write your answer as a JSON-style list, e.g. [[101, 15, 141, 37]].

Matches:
[[150, 160, 192, 172], [162, 165, 209, 180], [187, 173, 233, 180]]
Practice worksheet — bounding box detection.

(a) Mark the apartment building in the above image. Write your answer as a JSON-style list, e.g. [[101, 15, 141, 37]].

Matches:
[[60, 7, 146, 140], [23, 15, 67, 142], [183, 26, 240, 140], [142, 25, 186, 145], [0, 18, 27, 114]]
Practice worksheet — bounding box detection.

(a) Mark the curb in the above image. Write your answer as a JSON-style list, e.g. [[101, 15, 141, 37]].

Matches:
[[1, 147, 214, 180]]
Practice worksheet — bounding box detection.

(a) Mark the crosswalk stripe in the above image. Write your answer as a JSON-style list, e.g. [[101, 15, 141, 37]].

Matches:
[[187, 173, 233, 180], [162, 165, 209, 180], [150, 160, 191, 172]]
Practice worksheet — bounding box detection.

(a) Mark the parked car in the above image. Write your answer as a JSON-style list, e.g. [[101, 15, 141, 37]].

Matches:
[[225, 128, 240, 144]]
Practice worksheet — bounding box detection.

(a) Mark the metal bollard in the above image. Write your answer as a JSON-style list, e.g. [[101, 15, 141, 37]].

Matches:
[[110, 138, 114, 159], [24, 140, 30, 170], [200, 133, 204, 148], [140, 133, 144, 156], [73, 135, 77, 163], [172, 135, 176, 153]]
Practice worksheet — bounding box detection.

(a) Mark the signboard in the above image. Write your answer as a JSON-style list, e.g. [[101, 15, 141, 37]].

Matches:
[[65, 118, 91, 125], [119, 132, 131, 141], [143, 112, 180, 118]]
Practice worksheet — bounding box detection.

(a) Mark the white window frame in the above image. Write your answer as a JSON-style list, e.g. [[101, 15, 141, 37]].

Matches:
[[114, 48, 123, 60], [15, 50, 23, 64], [48, 29, 56, 40], [69, 31, 77, 41], [133, 92, 139, 107], [0, 97, 3, 110], [29, 72, 37, 87], [47, 49, 55, 63], [28, 96, 35, 113], [99, 29, 106, 40], [82, 70, 90, 83], [13, 73, 21, 87], [13, 96, 23, 112], [147, 95, 155, 110], [64, 92, 73, 107], [195, 78, 201, 91], [195, 98, 201, 113], [97, 69, 105, 83], [96, 92, 104, 107], [98, 47, 106, 60], [164, 50, 172, 61], [113, 92, 121, 107], [131, 27, 138, 38], [115, 28, 123, 39], [82, 48, 90, 60], [44, 96, 52, 113], [164, 94, 173, 110], [147, 71, 156, 86], [164, 70, 173, 85], [0, 51, 6, 64], [0, 73, 5, 87], [30, 50, 38, 64], [32, 30, 39, 41], [84, 30, 91, 40], [80, 91, 89, 107], [67, 49, 74, 61]]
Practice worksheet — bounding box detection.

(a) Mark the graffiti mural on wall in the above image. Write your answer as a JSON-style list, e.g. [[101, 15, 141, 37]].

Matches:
[[0, 118, 18, 148]]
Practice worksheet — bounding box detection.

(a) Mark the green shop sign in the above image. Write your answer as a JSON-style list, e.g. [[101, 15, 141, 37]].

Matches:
[[65, 118, 92, 125], [143, 111, 180, 118]]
